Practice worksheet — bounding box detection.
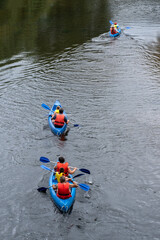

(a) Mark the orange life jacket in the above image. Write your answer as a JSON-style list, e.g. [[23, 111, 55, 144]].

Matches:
[[54, 114, 65, 127], [110, 27, 117, 34], [57, 182, 71, 199], [56, 162, 69, 176]]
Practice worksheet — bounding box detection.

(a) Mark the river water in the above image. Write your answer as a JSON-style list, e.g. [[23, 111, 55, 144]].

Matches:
[[0, 0, 160, 239]]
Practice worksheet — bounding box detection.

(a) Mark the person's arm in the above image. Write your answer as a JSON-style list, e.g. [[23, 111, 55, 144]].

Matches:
[[51, 114, 56, 121], [64, 116, 70, 124], [69, 180, 78, 188], [52, 184, 57, 190], [65, 177, 72, 182], [54, 165, 57, 171], [68, 167, 77, 174], [51, 112, 56, 118]]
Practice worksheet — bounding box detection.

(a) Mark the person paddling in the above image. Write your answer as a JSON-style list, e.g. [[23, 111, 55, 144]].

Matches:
[[54, 156, 77, 177], [52, 105, 60, 117], [114, 22, 119, 30], [52, 176, 78, 199], [51, 107, 69, 128], [110, 25, 118, 35], [55, 167, 65, 183]]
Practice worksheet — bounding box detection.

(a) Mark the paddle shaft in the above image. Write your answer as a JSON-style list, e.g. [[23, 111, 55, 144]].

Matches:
[[109, 20, 130, 30], [40, 157, 90, 174], [38, 182, 89, 192], [51, 181, 89, 191], [41, 103, 51, 110], [42, 160, 80, 170]]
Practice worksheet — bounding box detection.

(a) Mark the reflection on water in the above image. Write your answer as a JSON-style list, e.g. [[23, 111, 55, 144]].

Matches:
[[0, 0, 110, 60]]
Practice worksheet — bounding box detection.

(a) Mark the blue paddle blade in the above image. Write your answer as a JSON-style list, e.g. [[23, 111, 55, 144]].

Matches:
[[73, 124, 79, 127], [126, 26, 131, 29], [40, 165, 51, 171], [79, 168, 90, 174], [41, 103, 50, 110], [109, 20, 113, 25], [79, 183, 90, 191], [73, 174, 84, 179], [37, 186, 53, 192], [40, 156, 50, 163], [37, 187, 48, 192]]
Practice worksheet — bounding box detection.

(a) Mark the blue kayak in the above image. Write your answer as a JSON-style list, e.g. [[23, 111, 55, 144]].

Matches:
[[48, 100, 67, 136], [49, 171, 76, 213], [109, 28, 121, 37]]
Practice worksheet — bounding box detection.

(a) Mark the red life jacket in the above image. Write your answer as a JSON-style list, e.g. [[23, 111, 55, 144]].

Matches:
[[56, 162, 69, 176], [110, 27, 117, 34], [54, 114, 65, 127], [57, 182, 72, 199]]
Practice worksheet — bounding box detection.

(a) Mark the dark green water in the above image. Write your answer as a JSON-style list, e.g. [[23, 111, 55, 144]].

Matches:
[[0, 0, 110, 59], [0, 0, 160, 239]]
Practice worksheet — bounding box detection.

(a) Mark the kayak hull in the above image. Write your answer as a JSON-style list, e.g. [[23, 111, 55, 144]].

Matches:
[[49, 171, 76, 213], [48, 100, 67, 136], [109, 28, 121, 37]]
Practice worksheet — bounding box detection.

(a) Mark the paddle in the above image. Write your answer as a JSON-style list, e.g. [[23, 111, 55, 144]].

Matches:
[[40, 157, 91, 174], [70, 123, 79, 127], [41, 104, 79, 127], [40, 165, 85, 179], [37, 182, 90, 193], [78, 183, 90, 191], [40, 165, 53, 171], [72, 173, 85, 178], [37, 180, 57, 193], [37, 187, 51, 193], [109, 20, 130, 29], [40, 156, 50, 163], [69, 121, 79, 127], [41, 103, 51, 111]]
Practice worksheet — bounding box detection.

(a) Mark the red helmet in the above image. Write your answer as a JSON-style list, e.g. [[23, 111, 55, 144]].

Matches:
[[114, 22, 117, 25]]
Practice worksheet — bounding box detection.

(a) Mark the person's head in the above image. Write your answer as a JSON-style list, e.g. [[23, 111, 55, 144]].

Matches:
[[56, 106, 60, 110], [59, 167, 64, 173], [59, 108, 64, 114], [60, 176, 65, 183], [114, 22, 117, 25], [59, 156, 65, 163]]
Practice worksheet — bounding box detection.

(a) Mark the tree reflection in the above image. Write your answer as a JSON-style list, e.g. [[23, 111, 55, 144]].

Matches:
[[0, 0, 110, 60]]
